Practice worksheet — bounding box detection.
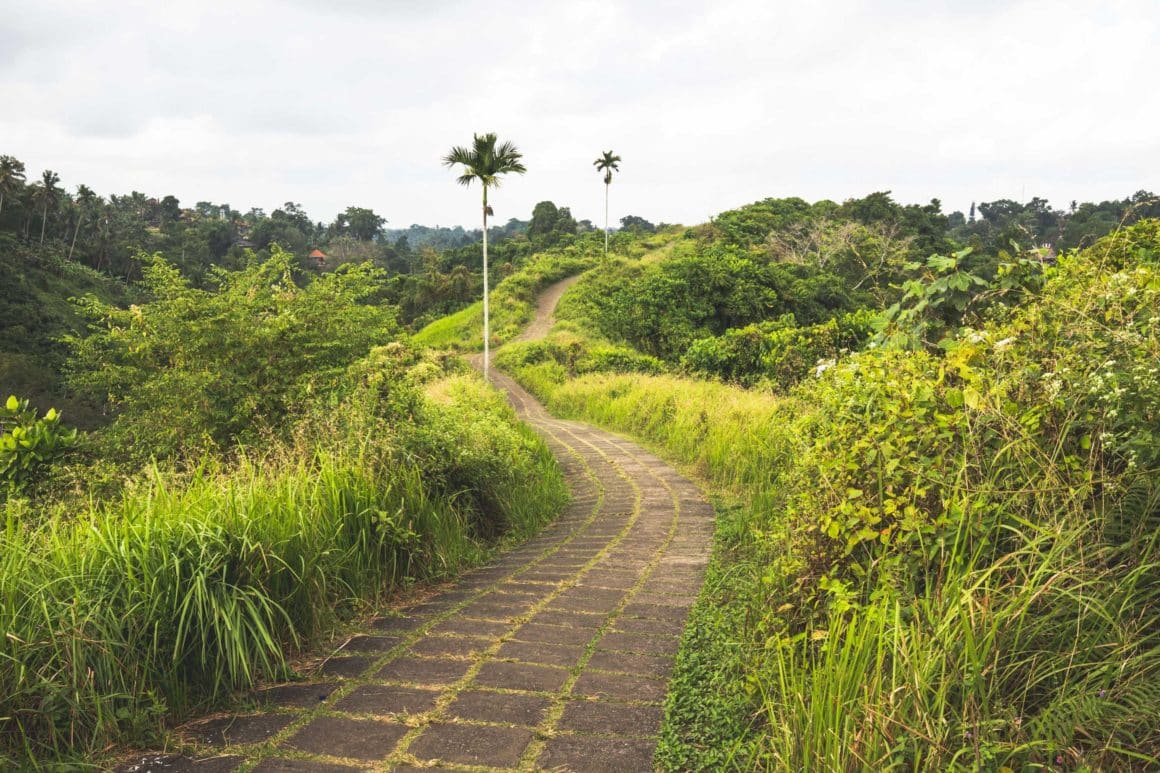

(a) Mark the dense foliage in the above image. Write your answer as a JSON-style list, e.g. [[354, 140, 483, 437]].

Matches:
[[68, 247, 396, 462], [499, 220, 1160, 769], [0, 230, 571, 765], [1, 395, 75, 496]]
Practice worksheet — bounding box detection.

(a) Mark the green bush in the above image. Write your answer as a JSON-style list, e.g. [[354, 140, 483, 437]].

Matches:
[[681, 309, 875, 388], [1, 395, 76, 496], [67, 247, 395, 463], [558, 246, 856, 361]]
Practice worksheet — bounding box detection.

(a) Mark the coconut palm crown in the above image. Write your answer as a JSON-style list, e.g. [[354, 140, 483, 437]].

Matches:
[[593, 150, 621, 256], [443, 133, 526, 378]]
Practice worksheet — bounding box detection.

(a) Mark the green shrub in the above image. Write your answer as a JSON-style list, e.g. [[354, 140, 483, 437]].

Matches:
[[559, 246, 856, 361], [681, 309, 875, 388], [1, 395, 76, 496], [67, 247, 395, 463]]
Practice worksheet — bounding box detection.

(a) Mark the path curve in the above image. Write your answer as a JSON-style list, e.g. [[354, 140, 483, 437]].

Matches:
[[121, 276, 714, 772]]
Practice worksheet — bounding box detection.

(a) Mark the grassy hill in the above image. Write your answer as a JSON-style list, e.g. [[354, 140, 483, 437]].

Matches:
[[486, 209, 1160, 769]]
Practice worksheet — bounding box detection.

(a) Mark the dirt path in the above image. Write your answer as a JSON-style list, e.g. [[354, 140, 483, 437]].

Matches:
[[511, 274, 581, 344], [120, 277, 713, 772]]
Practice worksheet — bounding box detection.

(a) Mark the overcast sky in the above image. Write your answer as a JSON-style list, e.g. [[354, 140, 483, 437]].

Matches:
[[2, 0, 1158, 229]]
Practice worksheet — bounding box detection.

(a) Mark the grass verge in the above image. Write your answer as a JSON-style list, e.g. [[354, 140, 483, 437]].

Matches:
[[0, 373, 567, 766]]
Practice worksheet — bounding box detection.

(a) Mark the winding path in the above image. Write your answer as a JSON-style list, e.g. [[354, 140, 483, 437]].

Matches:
[[121, 278, 714, 772]]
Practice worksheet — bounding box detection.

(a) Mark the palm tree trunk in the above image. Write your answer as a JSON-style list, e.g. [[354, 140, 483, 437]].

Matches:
[[604, 182, 610, 257], [68, 216, 82, 262], [40, 206, 48, 246], [482, 185, 490, 379]]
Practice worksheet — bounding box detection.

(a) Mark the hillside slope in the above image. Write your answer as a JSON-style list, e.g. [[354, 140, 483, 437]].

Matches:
[[493, 215, 1160, 769]]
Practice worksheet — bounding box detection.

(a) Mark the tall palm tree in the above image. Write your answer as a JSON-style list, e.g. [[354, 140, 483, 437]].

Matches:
[[0, 156, 26, 219], [35, 170, 60, 246], [69, 184, 98, 262], [593, 150, 621, 257], [443, 132, 526, 378]]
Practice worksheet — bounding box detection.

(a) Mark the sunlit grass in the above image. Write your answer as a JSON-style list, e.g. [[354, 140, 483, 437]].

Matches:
[[0, 373, 567, 765]]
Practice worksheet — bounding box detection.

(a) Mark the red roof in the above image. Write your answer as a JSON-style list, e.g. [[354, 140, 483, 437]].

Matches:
[[309, 249, 326, 258]]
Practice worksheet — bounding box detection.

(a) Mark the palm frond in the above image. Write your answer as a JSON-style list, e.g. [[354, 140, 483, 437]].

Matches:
[[594, 150, 621, 175], [443, 132, 526, 186]]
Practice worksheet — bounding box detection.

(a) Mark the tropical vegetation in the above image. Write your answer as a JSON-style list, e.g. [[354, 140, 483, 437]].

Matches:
[[3, 145, 1158, 769], [497, 201, 1160, 770]]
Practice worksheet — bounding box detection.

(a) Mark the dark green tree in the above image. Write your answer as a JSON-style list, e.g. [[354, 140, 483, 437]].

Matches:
[[341, 206, 386, 241], [0, 156, 26, 219]]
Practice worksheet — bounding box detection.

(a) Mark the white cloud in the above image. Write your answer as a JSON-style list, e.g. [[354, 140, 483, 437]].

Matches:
[[1, 0, 1156, 228]]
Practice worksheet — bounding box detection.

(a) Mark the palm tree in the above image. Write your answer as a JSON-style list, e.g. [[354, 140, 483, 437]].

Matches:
[[0, 156, 27, 219], [35, 170, 60, 246], [593, 150, 621, 257], [443, 132, 526, 378], [69, 184, 98, 262]]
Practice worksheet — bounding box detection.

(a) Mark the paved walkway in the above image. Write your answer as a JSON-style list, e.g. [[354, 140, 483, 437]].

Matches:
[[120, 278, 714, 772]]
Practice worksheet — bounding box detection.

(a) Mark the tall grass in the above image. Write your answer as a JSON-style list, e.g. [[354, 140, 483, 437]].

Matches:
[[0, 374, 567, 765]]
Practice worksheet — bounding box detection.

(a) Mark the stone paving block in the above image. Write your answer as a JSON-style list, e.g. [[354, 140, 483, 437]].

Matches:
[[461, 566, 515, 583], [632, 589, 698, 605], [251, 759, 363, 772], [572, 671, 669, 703], [490, 583, 546, 599], [183, 714, 296, 747], [598, 631, 680, 656], [458, 595, 536, 621], [537, 735, 656, 772], [611, 616, 686, 637], [558, 700, 665, 735], [526, 609, 605, 629], [426, 617, 511, 638], [252, 682, 339, 709], [117, 753, 246, 772], [512, 622, 597, 646], [445, 689, 551, 726], [341, 635, 402, 653], [367, 615, 428, 634], [374, 656, 473, 685], [495, 639, 587, 667], [544, 593, 622, 615], [332, 684, 440, 715], [513, 569, 574, 584], [578, 571, 642, 589], [474, 661, 570, 692], [408, 722, 534, 767], [316, 656, 375, 679], [585, 650, 674, 679], [558, 587, 626, 605], [408, 635, 487, 658], [619, 602, 692, 623], [282, 715, 406, 761]]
